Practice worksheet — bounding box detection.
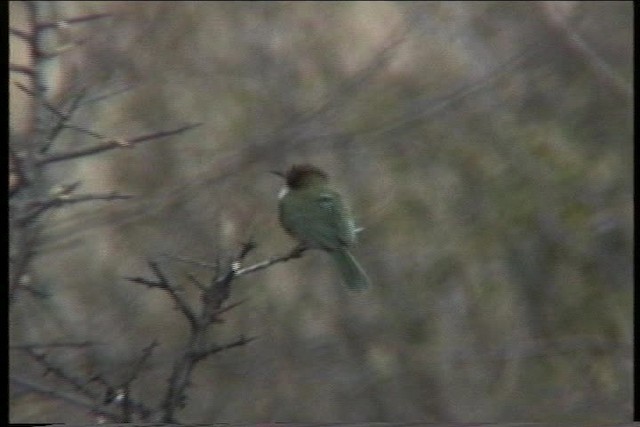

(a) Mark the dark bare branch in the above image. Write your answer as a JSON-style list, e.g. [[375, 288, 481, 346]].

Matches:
[[208, 298, 249, 321], [19, 192, 133, 226], [36, 13, 113, 30], [185, 274, 207, 292], [39, 41, 86, 60], [11, 341, 101, 350], [14, 80, 64, 116], [234, 244, 307, 277], [194, 335, 257, 361], [82, 84, 139, 106], [10, 375, 120, 421], [111, 341, 157, 421], [10, 64, 35, 77], [10, 27, 32, 41], [127, 262, 198, 331], [42, 88, 89, 153], [124, 341, 158, 385], [161, 253, 217, 270], [38, 123, 203, 165], [25, 348, 99, 402]]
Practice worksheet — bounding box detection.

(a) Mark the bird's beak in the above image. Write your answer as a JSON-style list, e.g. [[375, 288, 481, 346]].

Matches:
[[270, 170, 285, 178]]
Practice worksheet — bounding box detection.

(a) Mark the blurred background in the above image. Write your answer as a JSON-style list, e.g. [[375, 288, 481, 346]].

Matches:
[[9, 1, 632, 423]]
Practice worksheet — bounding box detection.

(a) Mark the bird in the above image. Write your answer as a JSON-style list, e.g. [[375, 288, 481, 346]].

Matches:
[[273, 164, 371, 290]]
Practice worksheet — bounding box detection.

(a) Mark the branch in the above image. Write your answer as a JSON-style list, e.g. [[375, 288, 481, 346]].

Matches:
[[19, 192, 133, 226], [163, 244, 307, 284], [126, 261, 198, 331], [82, 84, 139, 106], [38, 123, 202, 165], [538, 2, 631, 100], [204, 240, 258, 312], [234, 244, 307, 277], [15, 82, 201, 163], [123, 341, 158, 386], [151, 242, 260, 422], [42, 87, 88, 153], [10, 375, 120, 422], [14, 80, 68, 118], [25, 348, 99, 402], [193, 335, 256, 361], [9, 146, 27, 197], [88, 373, 152, 422], [209, 298, 249, 320], [10, 27, 31, 41], [161, 253, 217, 270], [114, 341, 157, 421], [185, 273, 207, 292], [36, 13, 114, 30], [11, 341, 101, 350], [10, 64, 35, 77], [39, 41, 87, 60]]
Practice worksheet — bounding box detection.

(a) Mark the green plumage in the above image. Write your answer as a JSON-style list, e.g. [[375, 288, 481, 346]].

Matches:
[[328, 248, 371, 291], [277, 165, 371, 290]]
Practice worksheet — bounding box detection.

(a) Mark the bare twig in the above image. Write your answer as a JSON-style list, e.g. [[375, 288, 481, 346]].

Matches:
[[10, 27, 32, 41], [36, 13, 114, 30], [234, 244, 308, 277], [10, 64, 35, 77], [42, 87, 88, 153], [538, 1, 631, 100], [38, 123, 202, 165], [204, 240, 258, 312], [80, 356, 154, 422], [127, 262, 198, 331], [25, 348, 98, 402], [208, 298, 249, 320], [10, 375, 119, 421], [159, 244, 307, 289], [185, 274, 207, 292], [115, 341, 158, 421], [161, 253, 217, 270], [11, 341, 101, 350], [124, 341, 158, 386], [9, 146, 27, 197], [15, 81, 72, 120], [19, 192, 133, 226], [39, 41, 86, 60], [194, 335, 256, 361], [133, 241, 264, 422], [15, 82, 202, 163], [82, 84, 139, 105]]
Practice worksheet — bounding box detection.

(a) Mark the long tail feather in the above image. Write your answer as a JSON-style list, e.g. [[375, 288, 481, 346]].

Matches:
[[330, 249, 371, 291]]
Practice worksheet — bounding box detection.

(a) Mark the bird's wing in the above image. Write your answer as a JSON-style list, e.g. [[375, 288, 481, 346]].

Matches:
[[279, 189, 356, 250], [312, 191, 356, 249]]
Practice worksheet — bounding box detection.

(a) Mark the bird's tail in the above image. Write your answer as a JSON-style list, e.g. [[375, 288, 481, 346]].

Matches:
[[330, 249, 371, 291]]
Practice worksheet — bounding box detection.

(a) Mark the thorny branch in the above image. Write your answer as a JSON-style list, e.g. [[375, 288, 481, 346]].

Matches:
[[25, 348, 100, 403], [19, 345, 152, 422], [11, 375, 120, 421], [10, 3, 201, 423], [9, 2, 199, 304], [127, 262, 198, 332], [125, 240, 280, 422], [10, 341, 101, 350], [18, 192, 133, 226], [38, 123, 202, 165], [36, 13, 113, 30]]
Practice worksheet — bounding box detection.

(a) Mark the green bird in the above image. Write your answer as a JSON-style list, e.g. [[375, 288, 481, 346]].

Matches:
[[274, 164, 371, 291]]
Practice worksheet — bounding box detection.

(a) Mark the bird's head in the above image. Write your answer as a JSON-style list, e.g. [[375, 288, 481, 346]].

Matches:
[[271, 164, 328, 189]]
